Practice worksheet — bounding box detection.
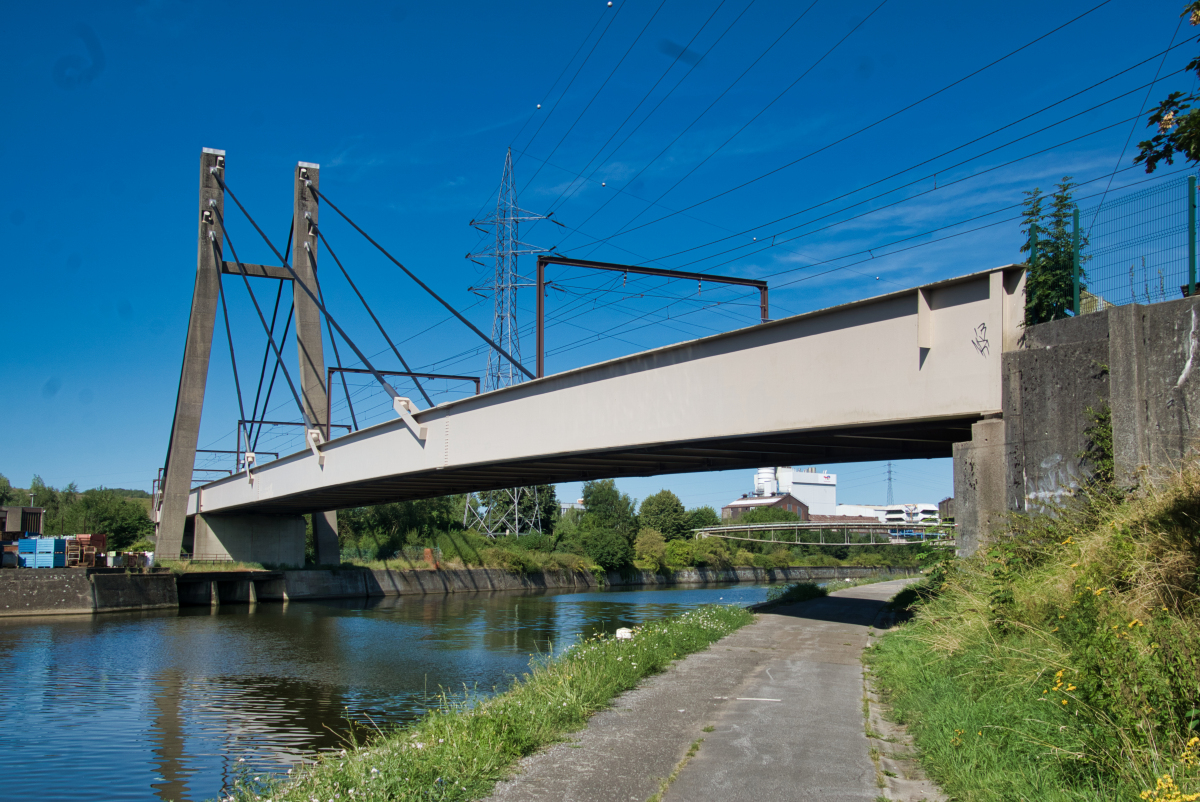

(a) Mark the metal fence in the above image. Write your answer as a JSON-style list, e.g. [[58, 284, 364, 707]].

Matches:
[[1077, 175, 1196, 311]]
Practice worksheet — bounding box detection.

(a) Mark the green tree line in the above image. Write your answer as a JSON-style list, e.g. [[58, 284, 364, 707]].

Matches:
[[0, 473, 154, 550]]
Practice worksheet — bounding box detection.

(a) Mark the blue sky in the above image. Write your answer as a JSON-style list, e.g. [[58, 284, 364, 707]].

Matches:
[[1, 0, 1194, 513]]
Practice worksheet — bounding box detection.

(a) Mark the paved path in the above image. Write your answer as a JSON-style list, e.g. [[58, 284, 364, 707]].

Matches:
[[485, 579, 913, 802]]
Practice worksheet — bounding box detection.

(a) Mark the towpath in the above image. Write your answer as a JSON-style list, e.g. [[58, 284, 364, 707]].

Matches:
[[485, 578, 924, 802]]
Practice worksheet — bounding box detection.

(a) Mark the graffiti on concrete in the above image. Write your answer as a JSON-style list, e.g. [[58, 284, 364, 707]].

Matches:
[[971, 323, 990, 357], [1024, 453, 1081, 515], [1177, 307, 1198, 388]]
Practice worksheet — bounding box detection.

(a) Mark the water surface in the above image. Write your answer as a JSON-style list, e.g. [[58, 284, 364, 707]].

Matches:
[[0, 582, 775, 802]]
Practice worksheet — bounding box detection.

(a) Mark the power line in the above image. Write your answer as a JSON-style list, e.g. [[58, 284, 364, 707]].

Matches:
[[584, 0, 890, 253], [559, 0, 1116, 254], [517, 0, 669, 196]]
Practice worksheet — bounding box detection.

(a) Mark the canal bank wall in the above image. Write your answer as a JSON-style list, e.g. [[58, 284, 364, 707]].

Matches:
[[0, 568, 178, 617], [0, 564, 919, 615]]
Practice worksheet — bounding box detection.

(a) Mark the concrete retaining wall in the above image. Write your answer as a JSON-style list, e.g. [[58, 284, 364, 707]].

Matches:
[[607, 566, 920, 586], [1, 563, 920, 614], [0, 570, 178, 617], [956, 296, 1200, 554]]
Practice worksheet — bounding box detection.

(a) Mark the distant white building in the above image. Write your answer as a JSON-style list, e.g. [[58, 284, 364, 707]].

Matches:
[[835, 503, 940, 526], [560, 499, 585, 515], [788, 468, 837, 516]]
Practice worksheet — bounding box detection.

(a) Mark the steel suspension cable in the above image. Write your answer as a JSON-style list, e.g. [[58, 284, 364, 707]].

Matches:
[[305, 184, 535, 380], [312, 224, 433, 407], [214, 261, 252, 459], [248, 222, 293, 447], [212, 173, 407, 407], [206, 213, 311, 431], [310, 263, 359, 432], [253, 306, 292, 452]]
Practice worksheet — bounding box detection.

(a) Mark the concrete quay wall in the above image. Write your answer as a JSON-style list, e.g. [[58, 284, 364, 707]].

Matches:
[[0, 564, 918, 615], [0, 569, 178, 617]]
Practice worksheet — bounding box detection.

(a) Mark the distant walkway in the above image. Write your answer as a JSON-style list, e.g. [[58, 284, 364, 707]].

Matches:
[[485, 579, 915, 802]]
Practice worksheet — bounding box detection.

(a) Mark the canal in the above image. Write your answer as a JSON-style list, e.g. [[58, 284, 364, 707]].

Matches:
[[0, 582, 778, 802]]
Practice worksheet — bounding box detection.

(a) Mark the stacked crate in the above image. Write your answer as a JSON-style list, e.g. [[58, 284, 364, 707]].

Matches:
[[19, 538, 67, 568]]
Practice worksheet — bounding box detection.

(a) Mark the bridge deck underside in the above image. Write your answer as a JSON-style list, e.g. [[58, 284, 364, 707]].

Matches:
[[224, 416, 976, 516]]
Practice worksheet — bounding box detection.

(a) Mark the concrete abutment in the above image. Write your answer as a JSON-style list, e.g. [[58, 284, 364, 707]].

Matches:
[[954, 296, 1200, 554]]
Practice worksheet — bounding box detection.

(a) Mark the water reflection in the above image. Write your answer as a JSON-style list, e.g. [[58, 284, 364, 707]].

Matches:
[[0, 582, 774, 802]]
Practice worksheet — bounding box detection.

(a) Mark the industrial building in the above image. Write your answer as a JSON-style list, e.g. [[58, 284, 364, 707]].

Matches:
[[724, 467, 940, 526], [721, 493, 809, 521]]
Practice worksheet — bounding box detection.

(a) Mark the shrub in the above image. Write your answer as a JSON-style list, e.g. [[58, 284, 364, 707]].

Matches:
[[580, 525, 632, 571], [752, 552, 776, 569], [733, 548, 757, 566], [693, 537, 731, 568], [664, 539, 694, 568], [633, 527, 667, 569]]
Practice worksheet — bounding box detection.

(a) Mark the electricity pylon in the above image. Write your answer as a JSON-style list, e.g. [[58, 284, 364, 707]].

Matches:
[[462, 148, 556, 537]]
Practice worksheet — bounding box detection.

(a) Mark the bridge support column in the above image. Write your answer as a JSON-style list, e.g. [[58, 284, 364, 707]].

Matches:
[[193, 513, 306, 568], [292, 162, 339, 566], [953, 418, 1008, 556], [156, 149, 225, 562]]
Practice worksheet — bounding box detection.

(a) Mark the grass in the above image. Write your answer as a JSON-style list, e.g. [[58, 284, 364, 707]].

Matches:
[[866, 465, 1200, 801], [223, 604, 755, 802], [159, 560, 266, 573]]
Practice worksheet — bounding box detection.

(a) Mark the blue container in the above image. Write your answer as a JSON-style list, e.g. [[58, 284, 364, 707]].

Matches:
[[35, 538, 65, 554], [32, 553, 66, 569], [18, 539, 36, 553], [18, 554, 32, 567]]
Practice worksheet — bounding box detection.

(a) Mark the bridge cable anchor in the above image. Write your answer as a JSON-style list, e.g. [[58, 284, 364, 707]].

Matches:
[[243, 451, 256, 485], [393, 397, 428, 443], [306, 428, 326, 466]]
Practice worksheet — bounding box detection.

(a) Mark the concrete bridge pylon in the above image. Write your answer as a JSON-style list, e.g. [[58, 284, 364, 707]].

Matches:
[[154, 150, 339, 565]]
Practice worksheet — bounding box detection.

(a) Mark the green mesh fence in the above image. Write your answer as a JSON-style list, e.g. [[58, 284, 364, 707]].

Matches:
[[1077, 175, 1195, 311]]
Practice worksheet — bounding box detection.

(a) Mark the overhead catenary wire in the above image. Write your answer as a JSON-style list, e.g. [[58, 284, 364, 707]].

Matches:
[[585, 0, 890, 253], [634, 45, 1195, 268], [558, 0, 1117, 254], [562, 0, 822, 241], [517, 0, 669, 197], [529, 0, 735, 231]]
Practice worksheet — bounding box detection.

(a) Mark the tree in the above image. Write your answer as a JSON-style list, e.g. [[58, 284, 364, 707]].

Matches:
[[686, 505, 720, 532], [1137, 3, 1200, 172], [1020, 178, 1088, 326], [638, 490, 688, 540], [580, 479, 637, 544], [0, 474, 14, 506], [633, 527, 667, 569], [579, 524, 632, 570]]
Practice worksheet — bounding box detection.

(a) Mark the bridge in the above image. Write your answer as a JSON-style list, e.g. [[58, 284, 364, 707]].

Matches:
[[154, 149, 1025, 567]]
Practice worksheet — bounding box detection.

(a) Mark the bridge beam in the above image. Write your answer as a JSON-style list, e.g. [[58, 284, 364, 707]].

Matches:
[[156, 148, 225, 561], [292, 161, 339, 565]]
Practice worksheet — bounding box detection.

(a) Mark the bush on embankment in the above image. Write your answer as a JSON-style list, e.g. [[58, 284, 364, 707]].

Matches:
[[224, 604, 754, 802], [867, 466, 1200, 801]]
